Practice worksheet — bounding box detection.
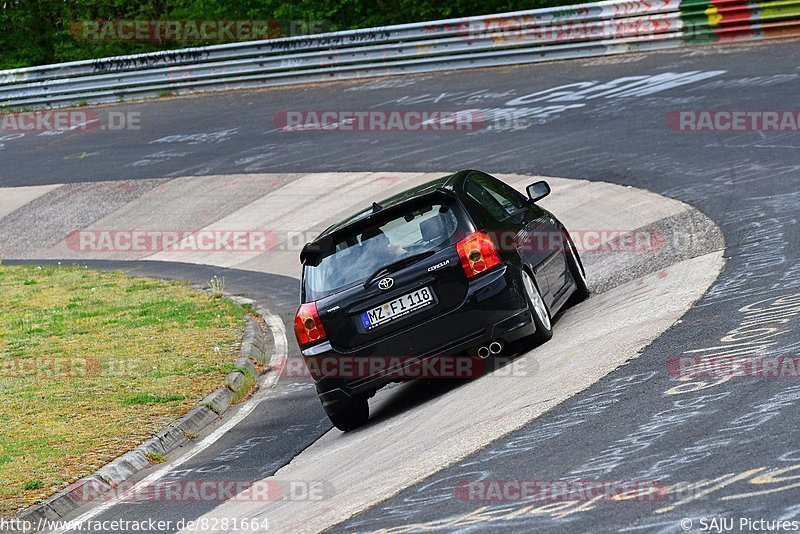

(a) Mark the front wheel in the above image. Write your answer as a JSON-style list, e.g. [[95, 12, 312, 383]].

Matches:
[[521, 269, 552, 345], [326, 396, 369, 432]]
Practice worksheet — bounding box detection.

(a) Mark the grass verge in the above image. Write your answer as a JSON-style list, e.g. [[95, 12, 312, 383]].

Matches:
[[0, 264, 247, 516]]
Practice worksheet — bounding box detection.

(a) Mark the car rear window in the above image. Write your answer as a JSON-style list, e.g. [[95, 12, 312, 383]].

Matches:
[[303, 197, 467, 300]]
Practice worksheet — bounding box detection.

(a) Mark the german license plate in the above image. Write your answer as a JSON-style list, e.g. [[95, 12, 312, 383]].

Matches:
[[361, 287, 434, 330]]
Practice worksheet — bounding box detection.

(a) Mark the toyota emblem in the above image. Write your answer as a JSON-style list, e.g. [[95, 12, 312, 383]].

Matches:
[[377, 277, 394, 290]]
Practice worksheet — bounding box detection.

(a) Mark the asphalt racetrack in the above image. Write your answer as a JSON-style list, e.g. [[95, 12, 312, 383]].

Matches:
[[1, 39, 800, 534]]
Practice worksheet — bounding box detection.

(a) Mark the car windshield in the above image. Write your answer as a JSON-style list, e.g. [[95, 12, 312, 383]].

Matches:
[[304, 199, 464, 300]]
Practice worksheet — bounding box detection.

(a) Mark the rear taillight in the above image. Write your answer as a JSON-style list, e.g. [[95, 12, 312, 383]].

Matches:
[[457, 231, 502, 278], [294, 302, 327, 347]]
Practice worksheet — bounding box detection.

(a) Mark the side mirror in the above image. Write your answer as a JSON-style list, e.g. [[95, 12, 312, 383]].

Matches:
[[526, 181, 551, 202]]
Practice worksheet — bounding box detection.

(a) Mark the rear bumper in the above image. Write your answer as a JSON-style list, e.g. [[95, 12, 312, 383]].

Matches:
[[302, 264, 534, 415]]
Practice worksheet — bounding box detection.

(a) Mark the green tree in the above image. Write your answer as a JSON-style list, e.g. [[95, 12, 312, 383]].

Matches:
[[0, 0, 583, 70]]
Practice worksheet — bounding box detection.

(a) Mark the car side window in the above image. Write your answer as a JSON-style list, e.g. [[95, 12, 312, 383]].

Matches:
[[464, 174, 527, 222], [465, 179, 505, 222]]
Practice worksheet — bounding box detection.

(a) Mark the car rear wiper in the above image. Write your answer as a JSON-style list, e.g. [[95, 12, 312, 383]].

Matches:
[[363, 251, 436, 288]]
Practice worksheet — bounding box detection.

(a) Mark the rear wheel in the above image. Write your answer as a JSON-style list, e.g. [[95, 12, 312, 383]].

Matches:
[[565, 232, 589, 306], [327, 396, 369, 432], [521, 269, 552, 345]]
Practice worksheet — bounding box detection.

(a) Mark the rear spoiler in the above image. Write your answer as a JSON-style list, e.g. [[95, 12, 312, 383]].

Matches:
[[300, 236, 333, 265], [300, 242, 311, 264]]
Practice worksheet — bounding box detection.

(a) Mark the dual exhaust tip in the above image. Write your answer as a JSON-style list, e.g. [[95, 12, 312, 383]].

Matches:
[[477, 341, 503, 359]]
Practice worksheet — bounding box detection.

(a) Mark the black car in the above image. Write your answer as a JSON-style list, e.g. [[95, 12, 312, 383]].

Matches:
[[294, 170, 589, 431]]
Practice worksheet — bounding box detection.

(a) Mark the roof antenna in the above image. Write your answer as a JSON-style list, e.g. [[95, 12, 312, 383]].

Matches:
[[372, 202, 382, 212]]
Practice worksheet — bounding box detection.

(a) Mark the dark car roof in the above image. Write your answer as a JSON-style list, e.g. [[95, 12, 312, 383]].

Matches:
[[316, 170, 473, 239]]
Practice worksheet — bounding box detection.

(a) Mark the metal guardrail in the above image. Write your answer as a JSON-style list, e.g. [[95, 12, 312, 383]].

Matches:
[[1, 0, 799, 109]]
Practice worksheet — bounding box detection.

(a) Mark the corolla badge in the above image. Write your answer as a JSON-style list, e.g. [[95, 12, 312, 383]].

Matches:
[[377, 277, 394, 290], [427, 259, 450, 272]]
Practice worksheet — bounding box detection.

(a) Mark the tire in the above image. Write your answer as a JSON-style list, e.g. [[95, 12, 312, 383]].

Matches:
[[565, 231, 589, 306], [327, 396, 369, 432], [521, 269, 553, 345]]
